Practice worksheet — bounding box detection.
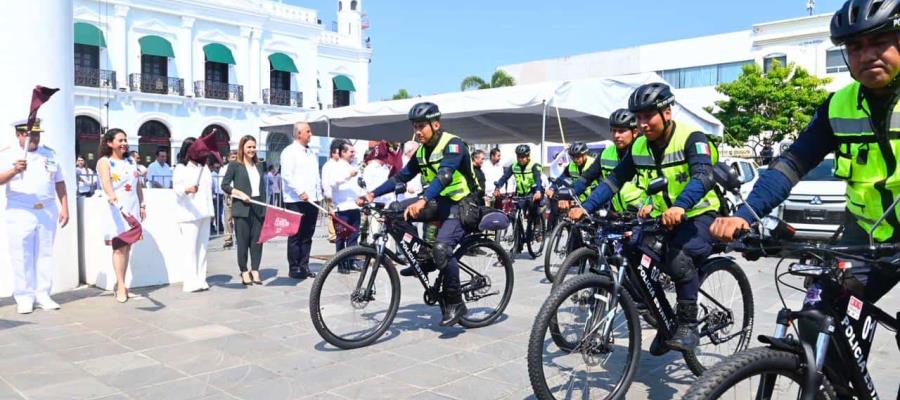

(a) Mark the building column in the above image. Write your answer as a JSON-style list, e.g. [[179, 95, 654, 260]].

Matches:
[[238, 26, 253, 103], [0, 0, 78, 295], [109, 4, 129, 89], [178, 17, 195, 96], [249, 28, 262, 104]]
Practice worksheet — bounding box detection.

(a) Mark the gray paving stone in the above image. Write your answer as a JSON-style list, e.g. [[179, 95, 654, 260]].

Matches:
[[173, 324, 239, 341], [0, 380, 23, 400], [96, 364, 187, 390], [431, 375, 517, 400], [200, 364, 280, 390], [17, 377, 119, 400], [126, 377, 230, 400], [141, 341, 248, 376], [385, 364, 469, 391], [332, 376, 422, 399], [78, 352, 160, 376], [57, 341, 133, 363]]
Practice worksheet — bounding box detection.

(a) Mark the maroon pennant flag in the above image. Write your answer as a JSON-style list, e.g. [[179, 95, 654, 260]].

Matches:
[[110, 211, 143, 247], [332, 213, 359, 240], [188, 128, 224, 165], [27, 86, 60, 134], [258, 206, 303, 244]]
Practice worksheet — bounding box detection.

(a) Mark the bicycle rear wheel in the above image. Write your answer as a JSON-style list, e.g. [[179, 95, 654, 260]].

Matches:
[[543, 221, 572, 282], [548, 247, 600, 351], [495, 213, 520, 256], [527, 210, 547, 258], [308, 246, 400, 349], [457, 239, 514, 328]]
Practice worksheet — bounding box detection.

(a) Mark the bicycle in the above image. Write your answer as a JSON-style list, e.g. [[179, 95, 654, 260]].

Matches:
[[685, 165, 900, 400], [309, 202, 515, 349], [527, 179, 755, 399], [494, 193, 547, 259]]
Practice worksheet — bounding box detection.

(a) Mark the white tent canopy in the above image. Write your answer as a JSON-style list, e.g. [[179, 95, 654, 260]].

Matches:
[[260, 72, 723, 145]]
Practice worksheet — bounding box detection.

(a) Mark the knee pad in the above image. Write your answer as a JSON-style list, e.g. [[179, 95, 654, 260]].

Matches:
[[433, 242, 452, 270], [666, 249, 698, 284]]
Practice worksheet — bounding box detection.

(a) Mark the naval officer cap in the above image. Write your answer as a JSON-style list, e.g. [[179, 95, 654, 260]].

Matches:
[[11, 118, 43, 133]]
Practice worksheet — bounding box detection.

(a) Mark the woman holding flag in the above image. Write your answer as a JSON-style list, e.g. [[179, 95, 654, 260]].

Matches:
[[96, 128, 144, 303], [173, 137, 215, 292], [221, 135, 267, 285]]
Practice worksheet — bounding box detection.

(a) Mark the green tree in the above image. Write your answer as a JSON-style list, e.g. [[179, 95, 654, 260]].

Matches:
[[460, 69, 516, 91], [392, 88, 410, 100], [708, 61, 830, 154]]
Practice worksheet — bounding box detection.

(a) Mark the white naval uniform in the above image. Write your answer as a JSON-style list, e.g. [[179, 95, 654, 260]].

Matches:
[[172, 162, 213, 292], [1, 145, 63, 304]]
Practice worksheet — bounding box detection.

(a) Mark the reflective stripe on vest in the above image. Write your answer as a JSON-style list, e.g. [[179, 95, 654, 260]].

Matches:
[[414, 132, 473, 201], [512, 161, 540, 195], [568, 156, 597, 201], [600, 145, 646, 213], [630, 121, 720, 218], [827, 81, 900, 242]]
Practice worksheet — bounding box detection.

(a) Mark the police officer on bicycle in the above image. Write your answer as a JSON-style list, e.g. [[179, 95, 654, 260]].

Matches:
[[546, 142, 595, 204], [569, 108, 646, 213], [569, 83, 721, 352], [711, 0, 900, 370], [359, 102, 480, 327], [493, 145, 544, 225]]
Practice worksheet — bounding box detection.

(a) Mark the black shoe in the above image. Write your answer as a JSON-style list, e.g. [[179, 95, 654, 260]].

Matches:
[[440, 302, 468, 327], [665, 323, 699, 352], [649, 331, 670, 356], [289, 271, 316, 280], [400, 263, 437, 277]]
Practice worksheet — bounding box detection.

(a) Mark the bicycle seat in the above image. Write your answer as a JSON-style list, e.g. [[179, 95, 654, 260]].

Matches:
[[479, 211, 510, 231]]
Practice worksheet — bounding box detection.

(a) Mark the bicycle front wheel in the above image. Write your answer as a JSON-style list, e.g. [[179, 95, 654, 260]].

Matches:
[[309, 246, 400, 349], [684, 347, 836, 400], [543, 221, 572, 282], [528, 274, 641, 400], [527, 210, 547, 258]]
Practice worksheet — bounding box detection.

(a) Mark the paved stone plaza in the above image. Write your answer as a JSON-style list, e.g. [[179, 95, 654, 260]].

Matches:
[[0, 231, 897, 399]]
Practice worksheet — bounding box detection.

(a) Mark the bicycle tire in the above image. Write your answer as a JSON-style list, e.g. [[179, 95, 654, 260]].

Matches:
[[684, 347, 836, 400], [457, 240, 515, 328], [528, 274, 641, 400], [548, 247, 600, 350], [542, 221, 572, 282], [308, 246, 401, 350], [526, 210, 547, 258]]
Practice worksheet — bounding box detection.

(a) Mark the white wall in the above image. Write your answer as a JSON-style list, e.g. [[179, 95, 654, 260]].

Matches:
[[0, 0, 78, 296]]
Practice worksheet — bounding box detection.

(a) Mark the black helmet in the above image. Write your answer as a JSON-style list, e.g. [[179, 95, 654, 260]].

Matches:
[[628, 83, 675, 113], [830, 0, 900, 45], [515, 144, 531, 156], [408, 102, 441, 122], [609, 108, 637, 129], [567, 142, 589, 157]]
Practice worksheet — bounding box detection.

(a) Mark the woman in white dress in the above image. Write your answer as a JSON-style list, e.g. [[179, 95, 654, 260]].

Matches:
[[172, 138, 214, 292], [96, 129, 145, 303]]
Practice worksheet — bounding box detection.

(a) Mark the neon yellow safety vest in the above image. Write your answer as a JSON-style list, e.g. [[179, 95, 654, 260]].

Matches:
[[567, 156, 597, 202], [599, 146, 646, 213], [415, 132, 475, 202], [828, 81, 900, 242], [630, 121, 720, 218], [512, 160, 540, 195]]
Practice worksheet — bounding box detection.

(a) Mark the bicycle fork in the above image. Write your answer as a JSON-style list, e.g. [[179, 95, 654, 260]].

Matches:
[[758, 308, 834, 400]]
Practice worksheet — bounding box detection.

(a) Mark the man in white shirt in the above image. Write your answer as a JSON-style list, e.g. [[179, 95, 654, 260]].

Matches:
[[280, 122, 322, 280], [75, 156, 96, 197], [482, 147, 505, 206], [147, 148, 173, 188], [130, 151, 148, 187], [320, 139, 346, 243], [323, 141, 363, 272], [219, 151, 237, 247]]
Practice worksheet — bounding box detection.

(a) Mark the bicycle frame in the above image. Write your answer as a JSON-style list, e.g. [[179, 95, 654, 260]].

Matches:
[[757, 262, 899, 400]]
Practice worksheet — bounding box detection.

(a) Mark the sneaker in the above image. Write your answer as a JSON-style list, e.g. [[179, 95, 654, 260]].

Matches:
[[649, 331, 670, 356], [400, 263, 437, 277], [35, 295, 60, 311], [16, 301, 34, 314]]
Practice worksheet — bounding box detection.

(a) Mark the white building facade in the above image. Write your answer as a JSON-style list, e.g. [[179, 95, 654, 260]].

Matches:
[[500, 14, 852, 116], [73, 0, 372, 170]]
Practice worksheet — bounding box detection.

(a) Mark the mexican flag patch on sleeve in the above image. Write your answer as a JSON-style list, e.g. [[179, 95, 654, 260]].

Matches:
[[447, 143, 461, 154], [695, 142, 710, 156]]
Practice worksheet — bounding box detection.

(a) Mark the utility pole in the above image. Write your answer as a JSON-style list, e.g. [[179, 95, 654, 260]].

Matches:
[[807, 0, 816, 16]]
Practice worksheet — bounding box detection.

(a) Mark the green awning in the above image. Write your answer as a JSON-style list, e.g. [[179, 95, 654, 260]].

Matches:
[[333, 75, 356, 92], [268, 53, 298, 73], [74, 22, 106, 48], [139, 35, 174, 58], [203, 43, 235, 65]]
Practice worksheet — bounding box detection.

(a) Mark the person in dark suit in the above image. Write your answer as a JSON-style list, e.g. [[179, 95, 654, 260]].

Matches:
[[221, 135, 267, 285], [471, 149, 487, 200]]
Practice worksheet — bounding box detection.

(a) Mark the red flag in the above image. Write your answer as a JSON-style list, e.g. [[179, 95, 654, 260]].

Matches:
[[332, 213, 359, 240], [27, 86, 59, 134], [258, 206, 303, 244], [110, 211, 143, 248], [188, 129, 223, 165]]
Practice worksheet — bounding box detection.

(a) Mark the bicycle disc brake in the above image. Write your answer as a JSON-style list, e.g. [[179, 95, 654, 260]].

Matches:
[[350, 288, 375, 309]]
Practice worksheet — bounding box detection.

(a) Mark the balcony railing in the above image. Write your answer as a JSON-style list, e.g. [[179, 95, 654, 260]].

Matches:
[[262, 88, 302, 107], [194, 81, 243, 101], [128, 73, 184, 96], [75, 66, 117, 89]]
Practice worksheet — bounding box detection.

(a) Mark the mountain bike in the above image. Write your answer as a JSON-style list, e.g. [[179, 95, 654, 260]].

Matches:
[[494, 193, 546, 258], [309, 202, 515, 349]]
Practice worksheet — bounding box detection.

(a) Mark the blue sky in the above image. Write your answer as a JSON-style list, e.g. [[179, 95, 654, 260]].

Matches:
[[287, 0, 846, 100]]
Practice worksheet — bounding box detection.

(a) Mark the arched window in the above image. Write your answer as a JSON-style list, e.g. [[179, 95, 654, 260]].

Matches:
[[75, 116, 102, 169], [137, 120, 171, 166], [264, 131, 292, 167], [332, 75, 356, 107], [201, 124, 231, 159]]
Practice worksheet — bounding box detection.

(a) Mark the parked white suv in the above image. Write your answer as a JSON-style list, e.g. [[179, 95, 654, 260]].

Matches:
[[719, 157, 759, 212], [772, 157, 846, 241]]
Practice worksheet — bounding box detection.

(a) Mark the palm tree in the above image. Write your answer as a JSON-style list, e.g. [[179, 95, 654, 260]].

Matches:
[[460, 69, 516, 91], [392, 88, 410, 100]]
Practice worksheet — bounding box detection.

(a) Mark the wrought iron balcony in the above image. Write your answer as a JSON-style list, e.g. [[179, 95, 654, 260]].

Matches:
[[128, 73, 184, 96], [74, 66, 117, 89], [194, 81, 243, 101], [262, 88, 302, 107]]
